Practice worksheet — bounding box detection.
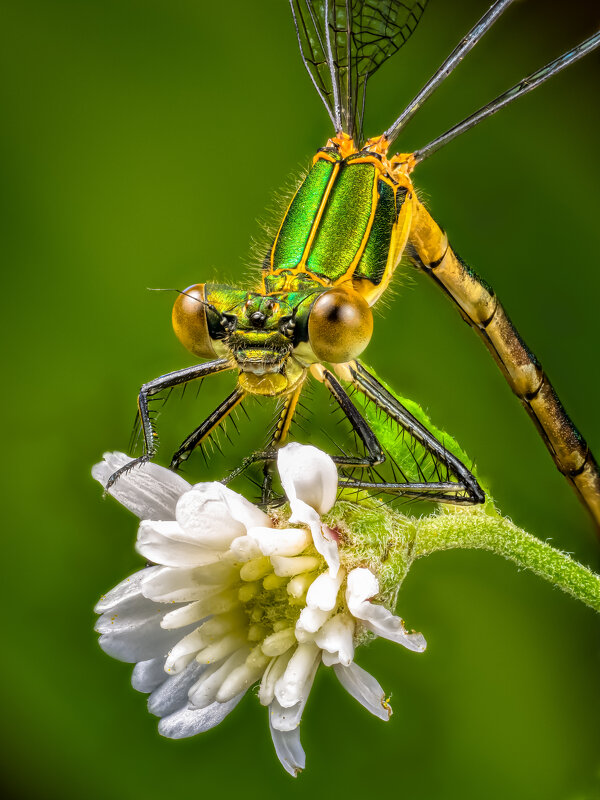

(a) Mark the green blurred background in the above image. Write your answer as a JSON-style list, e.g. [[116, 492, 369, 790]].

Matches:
[[1, 0, 599, 797]]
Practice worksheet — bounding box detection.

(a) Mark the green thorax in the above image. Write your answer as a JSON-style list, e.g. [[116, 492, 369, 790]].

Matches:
[[266, 147, 406, 289]]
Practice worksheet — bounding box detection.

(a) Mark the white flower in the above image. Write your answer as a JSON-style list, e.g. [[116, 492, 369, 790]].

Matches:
[[93, 445, 426, 777]]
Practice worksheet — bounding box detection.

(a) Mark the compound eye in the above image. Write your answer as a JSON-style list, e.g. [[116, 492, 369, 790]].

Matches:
[[172, 284, 217, 359], [308, 288, 373, 363]]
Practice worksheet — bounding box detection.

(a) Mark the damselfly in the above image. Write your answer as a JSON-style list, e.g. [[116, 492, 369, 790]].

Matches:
[[107, 0, 600, 530]]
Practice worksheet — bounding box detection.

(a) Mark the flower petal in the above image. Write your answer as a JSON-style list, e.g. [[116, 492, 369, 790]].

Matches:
[[269, 651, 317, 733], [95, 600, 164, 635], [314, 612, 355, 666], [95, 568, 158, 614], [148, 660, 206, 717], [333, 662, 391, 721], [277, 444, 340, 576], [269, 715, 305, 777], [296, 605, 334, 636], [136, 520, 224, 567], [216, 647, 270, 703], [131, 658, 168, 694], [158, 694, 245, 738], [277, 443, 337, 515], [346, 568, 426, 653], [92, 452, 191, 520], [229, 535, 262, 562], [160, 588, 238, 630], [259, 650, 294, 707], [247, 527, 311, 557], [98, 616, 197, 663], [305, 568, 345, 611], [345, 567, 379, 604], [176, 483, 269, 550], [275, 643, 320, 709], [188, 649, 249, 708], [141, 563, 237, 603]]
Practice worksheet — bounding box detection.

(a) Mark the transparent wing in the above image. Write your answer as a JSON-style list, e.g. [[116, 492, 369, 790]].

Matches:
[[290, 0, 428, 144]]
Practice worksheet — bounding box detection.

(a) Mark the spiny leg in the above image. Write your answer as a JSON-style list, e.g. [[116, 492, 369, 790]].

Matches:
[[105, 358, 232, 488], [326, 363, 485, 504], [223, 366, 483, 505], [408, 200, 600, 528], [170, 386, 246, 471]]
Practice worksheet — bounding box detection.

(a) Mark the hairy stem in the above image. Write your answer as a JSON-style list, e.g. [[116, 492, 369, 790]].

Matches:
[[408, 507, 600, 612]]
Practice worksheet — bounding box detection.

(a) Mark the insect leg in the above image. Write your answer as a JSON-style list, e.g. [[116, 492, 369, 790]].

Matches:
[[105, 358, 232, 488], [170, 386, 246, 470], [408, 200, 600, 528], [220, 371, 381, 488], [330, 362, 485, 504], [259, 382, 305, 503]]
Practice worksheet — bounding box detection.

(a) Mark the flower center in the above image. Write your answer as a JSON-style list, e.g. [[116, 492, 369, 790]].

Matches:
[[235, 551, 325, 649]]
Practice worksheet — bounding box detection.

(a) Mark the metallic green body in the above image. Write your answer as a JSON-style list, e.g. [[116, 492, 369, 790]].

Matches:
[[271, 157, 338, 271], [269, 150, 402, 290]]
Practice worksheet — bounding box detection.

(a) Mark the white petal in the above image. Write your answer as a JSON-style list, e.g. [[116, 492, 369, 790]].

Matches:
[[148, 660, 206, 717], [296, 605, 334, 635], [269, 651, 317, 733], [261, 628, 296, 657], [188, 649, 249, 708], [346, 570, 426, 652], [95, 568, 158, 614], [160, 589, 238, 629], [259, 651, 293, 706], [95, 599, 164, 635], [314, 612, 355, 666], [176, 483, 269, 550], [158, 693, 245, 738], [333, 662, 391, 721], [98, 615, 197, 663], [269, 713, 306, 777], [229, 535, 262, 562], [277, 445, 340, 576], [164, 628, 207, 674], [195, 632, 248, 664], [141, 563, 237, 603], [275, 643, 320, 709], [92, 452, 191, 520], [247, 526, 311, 557], [136, 520, 223, 567], [321, 650, 340, 667], [131, 658, 167, 693], [346, 567, 379, 605], [216, 648, 270, 703], [306, 568, 345, 611], [277, 443, 338, 514]]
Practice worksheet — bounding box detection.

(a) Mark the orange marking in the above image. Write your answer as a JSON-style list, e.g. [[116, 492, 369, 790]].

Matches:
[[275, 382, 304, 444]]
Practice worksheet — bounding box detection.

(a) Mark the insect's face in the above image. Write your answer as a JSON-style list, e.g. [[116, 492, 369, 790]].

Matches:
[[173, 281, 373, 396]]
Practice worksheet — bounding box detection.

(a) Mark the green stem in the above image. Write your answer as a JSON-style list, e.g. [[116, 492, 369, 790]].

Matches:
[[410, 507, 600, 612]]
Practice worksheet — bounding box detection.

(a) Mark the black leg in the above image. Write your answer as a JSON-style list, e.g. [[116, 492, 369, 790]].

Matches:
[[170, 386, 245, 470], [105, 358, 232, 488], [221, 363, 484, 506], [340, 361, 485, 504]]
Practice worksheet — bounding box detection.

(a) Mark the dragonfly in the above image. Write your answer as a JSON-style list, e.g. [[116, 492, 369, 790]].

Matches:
[[106, 0, 600, 528]]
